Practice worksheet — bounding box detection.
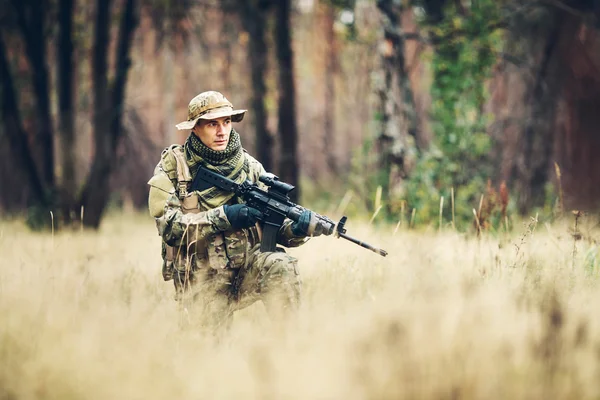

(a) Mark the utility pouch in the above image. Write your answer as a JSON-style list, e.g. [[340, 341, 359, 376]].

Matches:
[[181, 194, 199, 214], [224, 229, 249, 269], [207, 232, 228, 269]]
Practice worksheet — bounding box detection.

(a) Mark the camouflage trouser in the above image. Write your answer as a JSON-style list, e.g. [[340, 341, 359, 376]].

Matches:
[[174, 246, 301, 332]]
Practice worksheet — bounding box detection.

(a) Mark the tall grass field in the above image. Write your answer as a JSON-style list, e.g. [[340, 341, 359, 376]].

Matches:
[[1, 213, 599, 399]]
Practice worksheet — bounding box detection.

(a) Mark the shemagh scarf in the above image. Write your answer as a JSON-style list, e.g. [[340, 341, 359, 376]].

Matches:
[[184, 128, 248, 209]]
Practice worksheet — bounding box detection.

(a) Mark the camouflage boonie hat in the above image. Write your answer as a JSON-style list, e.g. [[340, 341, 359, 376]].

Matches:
[[175, 91, 247, 130]]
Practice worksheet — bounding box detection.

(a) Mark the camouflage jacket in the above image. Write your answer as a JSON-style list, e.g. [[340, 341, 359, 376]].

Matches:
[[148, 145, 307, 280]]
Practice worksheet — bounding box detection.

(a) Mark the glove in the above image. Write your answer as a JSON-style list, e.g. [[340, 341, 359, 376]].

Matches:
[[223, 204, 263, 229], [291, 210, 324, 237]]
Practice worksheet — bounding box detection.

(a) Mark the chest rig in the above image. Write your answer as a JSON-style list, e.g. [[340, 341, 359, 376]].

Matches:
[[162, 146, 257, 281]]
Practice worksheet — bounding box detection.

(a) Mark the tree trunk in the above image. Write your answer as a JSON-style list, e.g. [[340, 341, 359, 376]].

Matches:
[[57, 0, 77, 223], [12, 0, 54, 193], [0, 31, 46, 205], [274, 0, 300, 202], [555, 15, 600, 211], [322, 2, 338, 176], [380, 1, 420, 147], [375, 0, 420, 209], [80, 0, 111, 228], [513, 11, 563, 214], [219, 17, 235, 93], [80, 0, 138, 228], [239, 0, 274, 172]]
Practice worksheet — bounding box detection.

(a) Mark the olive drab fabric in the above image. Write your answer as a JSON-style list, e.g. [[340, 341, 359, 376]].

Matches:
[[148, 136, 308, 321]]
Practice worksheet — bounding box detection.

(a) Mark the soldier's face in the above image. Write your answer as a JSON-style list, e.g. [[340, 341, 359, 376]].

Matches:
[[193, 117, 232, 151]]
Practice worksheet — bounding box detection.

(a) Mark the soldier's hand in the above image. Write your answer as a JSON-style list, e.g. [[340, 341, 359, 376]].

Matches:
[[291, 210, 326, 237], [223, 204, 264, 229]]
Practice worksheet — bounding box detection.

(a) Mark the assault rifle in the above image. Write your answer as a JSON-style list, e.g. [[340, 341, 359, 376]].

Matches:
[[193, 166, 388, 257]]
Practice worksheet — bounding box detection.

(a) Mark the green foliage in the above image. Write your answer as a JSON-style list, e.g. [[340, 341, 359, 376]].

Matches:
[[348, 133, 385, 213], [404, 0, 505, 228], [324, 0, 358, 41], [584, 245, 599, 276]]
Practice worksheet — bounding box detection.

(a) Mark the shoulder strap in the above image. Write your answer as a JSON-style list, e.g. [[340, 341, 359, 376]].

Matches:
[[160, 145, 192, 199], [239, 149, 250, 176]]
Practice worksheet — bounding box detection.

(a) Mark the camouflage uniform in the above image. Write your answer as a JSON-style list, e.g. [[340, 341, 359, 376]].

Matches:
[[148, 92, 308, 331]]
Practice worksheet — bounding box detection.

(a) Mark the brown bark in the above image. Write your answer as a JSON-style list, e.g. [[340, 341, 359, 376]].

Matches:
[[274, 0, 300, 202], [11, 0, 54, 192], [0, 31, 45, 205], [81, 0, 138, 228], [219, 18, 235, 93], [380, 3, 421, 148], [488, 7, 600, 213], [239, 0, 274, 172], [500, 9, 565, 214], [376, 0, 420, 207], [79, 0, 111, 228], [514, 16, 563, 213], [322, 2, 338, 176], [554, 16, 600, 211], [57, 0, 77, 223]]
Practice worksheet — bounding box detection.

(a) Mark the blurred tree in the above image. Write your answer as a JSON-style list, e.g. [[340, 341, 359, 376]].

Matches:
[[493, 2, 600, 213], [375, 0, 420, 216], [143, 0, 194, 145], [0, 0, 140, 229], [233, 0, 275, 172], [11, 0, 54, 197], [144, 0, 194, 45], [319, 1, 340, 176], [0, 0, 56, 226], [511, 8, 564, 214], [57, 0, 76, 223], [80, 0, 139, 228], [402, 0, 600, 220], [275, 0, 300, 201], [223, 0, 303, 200], [0, 31, 46, 208], [401, 0, 505, 224]]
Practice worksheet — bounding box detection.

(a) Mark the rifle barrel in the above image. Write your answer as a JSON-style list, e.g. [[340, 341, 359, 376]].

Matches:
[[338, 232, 388, 257]]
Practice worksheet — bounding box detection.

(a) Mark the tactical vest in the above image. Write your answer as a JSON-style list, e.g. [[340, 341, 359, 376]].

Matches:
[[160, 145, 260, 281]]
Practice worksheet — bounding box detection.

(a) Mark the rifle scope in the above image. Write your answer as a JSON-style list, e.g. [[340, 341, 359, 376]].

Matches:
[[259, 174, 295, 196]]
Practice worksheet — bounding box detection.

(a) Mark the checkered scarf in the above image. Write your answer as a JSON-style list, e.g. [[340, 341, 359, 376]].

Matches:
[[184, 129, 248, 208]]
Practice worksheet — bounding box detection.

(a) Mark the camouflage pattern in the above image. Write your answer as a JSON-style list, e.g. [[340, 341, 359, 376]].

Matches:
[[238, 246, 301, 314], [175, 91, 247, 130], [174, 244, 301, 332], [148, 143, 307, 328]]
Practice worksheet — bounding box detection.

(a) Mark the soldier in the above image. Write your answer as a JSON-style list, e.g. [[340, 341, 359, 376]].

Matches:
[[148, 91, 321, 331]]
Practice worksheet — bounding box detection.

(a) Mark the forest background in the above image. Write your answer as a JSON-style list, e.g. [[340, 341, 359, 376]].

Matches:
[[1, 0, 599, 231]]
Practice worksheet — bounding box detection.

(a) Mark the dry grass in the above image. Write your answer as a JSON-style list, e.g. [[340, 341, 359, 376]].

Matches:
[[1, 213, 600, 399]]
